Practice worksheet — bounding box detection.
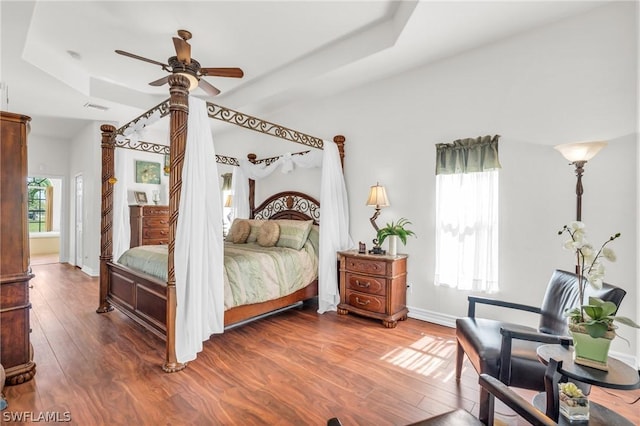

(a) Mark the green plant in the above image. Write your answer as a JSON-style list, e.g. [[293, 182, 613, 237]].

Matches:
[[376, 218, 416, 245], [565, 296, 639, 340], [559, 382, 584, 398]]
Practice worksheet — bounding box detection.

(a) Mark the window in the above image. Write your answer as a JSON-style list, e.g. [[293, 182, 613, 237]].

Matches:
[[27, 177, 52, 233], [434, 135, 501, 293]]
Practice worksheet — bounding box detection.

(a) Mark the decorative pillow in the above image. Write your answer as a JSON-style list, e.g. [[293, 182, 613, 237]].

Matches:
[[275, 219, 314, 250], [246, 219, 265, 243], [257, 221, 280, 247], [228, 219, 250, 244], [307, 225, 320, 253]]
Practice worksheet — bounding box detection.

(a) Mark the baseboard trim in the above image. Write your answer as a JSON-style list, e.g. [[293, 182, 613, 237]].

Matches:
[[81, 265, 99, 277], [407, 305, 456, 328]]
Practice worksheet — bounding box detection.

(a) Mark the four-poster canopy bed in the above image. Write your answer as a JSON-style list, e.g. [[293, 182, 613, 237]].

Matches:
[[97, 75, 347, 372]]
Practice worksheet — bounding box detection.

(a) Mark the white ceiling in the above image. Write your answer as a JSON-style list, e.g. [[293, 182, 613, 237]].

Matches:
[[0, 1, 609, 140]]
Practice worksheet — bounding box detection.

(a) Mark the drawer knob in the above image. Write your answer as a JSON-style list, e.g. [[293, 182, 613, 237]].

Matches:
[[355, 297, 370, 306], [355, 280, 370, 288], [160, 230, 167, 235]]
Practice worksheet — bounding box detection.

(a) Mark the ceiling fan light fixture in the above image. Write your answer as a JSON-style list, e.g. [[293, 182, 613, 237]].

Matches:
[[176, 72, 199, 91]]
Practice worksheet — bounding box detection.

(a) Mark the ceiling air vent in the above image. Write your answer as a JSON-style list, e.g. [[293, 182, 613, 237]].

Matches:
[[83, 102, 109, 111]]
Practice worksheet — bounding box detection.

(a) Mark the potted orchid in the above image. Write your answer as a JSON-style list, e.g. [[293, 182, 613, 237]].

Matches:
[[558, 222, 640, 369]]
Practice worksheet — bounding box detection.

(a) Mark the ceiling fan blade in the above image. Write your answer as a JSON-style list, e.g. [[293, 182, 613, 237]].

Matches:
[[172, 37, 191, 64], [198, 78, 221, 97], [115, 50, 169, 70], [200, 67, 244, 78], [149, 76, 170, 87]]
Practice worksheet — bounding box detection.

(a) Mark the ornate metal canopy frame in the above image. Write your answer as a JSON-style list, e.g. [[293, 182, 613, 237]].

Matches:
[[205, 102, 324, 150], [113, 99, 322, 166]]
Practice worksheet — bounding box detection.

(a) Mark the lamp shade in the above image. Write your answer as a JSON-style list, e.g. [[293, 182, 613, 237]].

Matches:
[[554, 141, 607, 162], [366, 184, 389, 208], [177, 72, 199, 91], [224, 194, 233, 207]]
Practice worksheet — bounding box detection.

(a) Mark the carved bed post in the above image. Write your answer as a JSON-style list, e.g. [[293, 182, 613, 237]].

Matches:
[[247, 153, 257, 218], [163, 74, 189, 373], [333, 135, 345, 170], [97, 125, 116, 314]]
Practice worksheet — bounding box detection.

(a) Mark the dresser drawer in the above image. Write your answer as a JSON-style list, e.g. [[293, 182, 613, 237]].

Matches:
[[142, 238, 168, 245], [143, 228, 169, 240], [345, 290, 386, 314], [143, 207, 169, 216], [144, 216, 169, 227], [343, 257, 387, 275], [345, 273, 385, 296]]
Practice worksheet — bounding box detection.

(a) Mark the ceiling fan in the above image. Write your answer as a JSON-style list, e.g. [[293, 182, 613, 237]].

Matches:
[[115, 29, 244, 96]]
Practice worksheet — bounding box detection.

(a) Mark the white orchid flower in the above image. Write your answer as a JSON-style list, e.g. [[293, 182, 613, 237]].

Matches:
[[569, 221, 585, 231], [602, 247, 616, 262]]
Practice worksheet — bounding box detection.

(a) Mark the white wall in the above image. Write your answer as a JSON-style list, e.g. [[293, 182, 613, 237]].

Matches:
[[119, 148, 170, 205], [68, 122, 104, 276]]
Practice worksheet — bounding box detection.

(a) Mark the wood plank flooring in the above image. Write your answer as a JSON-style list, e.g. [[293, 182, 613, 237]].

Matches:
[[2, 262, 638, 425]]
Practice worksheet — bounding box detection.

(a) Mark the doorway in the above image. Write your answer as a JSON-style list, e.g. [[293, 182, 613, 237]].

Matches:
[[28, 176, 62, 265]]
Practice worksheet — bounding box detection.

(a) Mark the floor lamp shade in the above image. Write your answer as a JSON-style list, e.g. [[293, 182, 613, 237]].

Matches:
[[554, 141, 607, 163]]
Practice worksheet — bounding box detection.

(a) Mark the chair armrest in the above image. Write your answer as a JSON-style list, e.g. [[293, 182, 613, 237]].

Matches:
[[500, 327, 572, 345], [479, 374, 557, 426], [498, 326, 572, 384], [467, 295, 542, 318]]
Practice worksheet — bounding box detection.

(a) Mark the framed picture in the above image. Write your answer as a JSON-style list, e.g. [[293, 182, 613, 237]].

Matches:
[[134, 191, 148, 204], [135, 160, 161, 184]]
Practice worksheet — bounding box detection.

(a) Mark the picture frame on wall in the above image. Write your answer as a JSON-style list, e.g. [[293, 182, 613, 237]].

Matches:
[[134, 191, 148, 204], [135, 160, 161, 184], [164, 154, 170, 176]]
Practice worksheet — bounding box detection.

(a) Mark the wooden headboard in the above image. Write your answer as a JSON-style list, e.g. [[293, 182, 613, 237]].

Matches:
[[252, 191, 320, 225]]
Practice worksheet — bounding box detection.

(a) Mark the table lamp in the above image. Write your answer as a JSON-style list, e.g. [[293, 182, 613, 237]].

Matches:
[[366, 182, 389, 232]]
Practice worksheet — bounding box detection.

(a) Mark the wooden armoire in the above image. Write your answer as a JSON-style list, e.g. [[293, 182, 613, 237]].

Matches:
[[0, 111, 36, 385]]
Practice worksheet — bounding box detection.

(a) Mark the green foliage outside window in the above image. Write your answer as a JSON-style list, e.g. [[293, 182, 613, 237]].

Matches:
[[27, 177, 52, 233]]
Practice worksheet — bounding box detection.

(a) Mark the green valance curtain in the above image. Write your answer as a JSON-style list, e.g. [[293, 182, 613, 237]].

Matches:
[[435, 134, 501, 175]]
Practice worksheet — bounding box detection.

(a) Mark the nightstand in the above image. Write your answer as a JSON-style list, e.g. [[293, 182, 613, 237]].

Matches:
[[337, 250, 408, 328]]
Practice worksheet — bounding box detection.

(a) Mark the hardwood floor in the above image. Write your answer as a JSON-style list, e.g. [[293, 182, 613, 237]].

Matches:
[[3, 263, 638, 425]]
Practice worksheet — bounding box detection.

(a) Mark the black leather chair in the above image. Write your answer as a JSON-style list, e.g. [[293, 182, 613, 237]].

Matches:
[[328, 374, 557, 426], [455, 269, 626, 424]]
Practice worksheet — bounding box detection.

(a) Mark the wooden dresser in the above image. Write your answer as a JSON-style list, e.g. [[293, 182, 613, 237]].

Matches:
[[337, 250, 408, 328], [129, 205, 170, 247], [0, 111, 36, 385]]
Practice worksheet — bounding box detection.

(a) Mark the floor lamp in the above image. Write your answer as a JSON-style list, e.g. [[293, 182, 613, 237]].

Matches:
[[554, 141, 607, 222]]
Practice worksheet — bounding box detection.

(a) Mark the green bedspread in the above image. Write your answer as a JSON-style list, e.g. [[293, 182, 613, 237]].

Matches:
[[116, 240, 318, 310]]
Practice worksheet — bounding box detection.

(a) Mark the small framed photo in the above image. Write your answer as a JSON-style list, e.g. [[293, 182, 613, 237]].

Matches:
[[134, 191, 148, 204]]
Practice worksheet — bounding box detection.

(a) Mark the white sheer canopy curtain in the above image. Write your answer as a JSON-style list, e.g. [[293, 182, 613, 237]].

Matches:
[[175, 96, 224, 364], [113, 148, 131, 261], [229, 142, 353, 312], [318, 142, 354, 312], [434, 135, 501, 293]]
